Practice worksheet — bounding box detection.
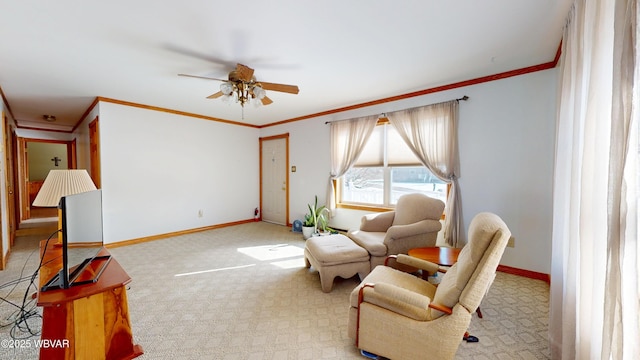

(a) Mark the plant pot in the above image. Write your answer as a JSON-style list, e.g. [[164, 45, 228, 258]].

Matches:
[[302, 226, 315, 239]]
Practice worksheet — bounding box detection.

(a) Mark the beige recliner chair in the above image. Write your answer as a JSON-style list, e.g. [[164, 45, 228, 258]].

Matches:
[[347, 212, 511, 360], [347, 193, 445, 269]]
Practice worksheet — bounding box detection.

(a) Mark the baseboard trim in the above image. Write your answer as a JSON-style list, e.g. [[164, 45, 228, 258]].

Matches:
[[497, 264, 550, 284], [104, 218, 256, 249]]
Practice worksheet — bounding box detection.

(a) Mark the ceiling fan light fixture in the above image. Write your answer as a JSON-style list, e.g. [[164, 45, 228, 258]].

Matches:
[[253, 86, 266, 100], [220, 82, 233, 95], [181, 64, 297, 108]]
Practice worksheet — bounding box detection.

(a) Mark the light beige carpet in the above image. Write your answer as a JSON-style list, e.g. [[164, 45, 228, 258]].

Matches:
[[0, 221, 550, 359]]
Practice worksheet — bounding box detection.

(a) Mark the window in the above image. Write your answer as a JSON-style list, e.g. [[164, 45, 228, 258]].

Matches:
[[339, 121, 446, 208]]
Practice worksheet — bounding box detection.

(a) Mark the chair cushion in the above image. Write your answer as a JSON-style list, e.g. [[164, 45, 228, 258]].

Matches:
[[305, 234, 369, 266], [359, 211, 395, 232], [392, 193, 445, 226], [431, 212, 507, 318], [347, 230, 388, 256]]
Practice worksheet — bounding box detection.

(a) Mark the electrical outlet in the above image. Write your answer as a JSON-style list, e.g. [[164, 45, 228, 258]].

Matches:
[[198, 209, 203, 218], [507, 236, 515, 248]]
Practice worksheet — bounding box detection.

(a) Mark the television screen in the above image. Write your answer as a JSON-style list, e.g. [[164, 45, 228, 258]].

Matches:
[[41, 189, 110, 292]]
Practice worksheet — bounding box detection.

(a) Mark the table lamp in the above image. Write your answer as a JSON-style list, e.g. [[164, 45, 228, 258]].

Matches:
[[32, 169, 97, 244]]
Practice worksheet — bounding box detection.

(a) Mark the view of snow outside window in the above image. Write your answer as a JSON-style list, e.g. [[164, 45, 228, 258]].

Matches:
[[342, 166, 446, 206]]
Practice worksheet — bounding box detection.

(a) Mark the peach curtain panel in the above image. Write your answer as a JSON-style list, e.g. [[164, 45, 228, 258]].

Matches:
[[327, 115, 378, 211], [387, 100, 462, 247]]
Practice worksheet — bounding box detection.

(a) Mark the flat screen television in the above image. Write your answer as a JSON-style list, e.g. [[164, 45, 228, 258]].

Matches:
[[41, 189, 111, 292]]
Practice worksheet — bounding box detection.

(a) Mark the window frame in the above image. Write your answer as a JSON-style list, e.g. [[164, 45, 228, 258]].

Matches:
[[335, 118, 449, 215]]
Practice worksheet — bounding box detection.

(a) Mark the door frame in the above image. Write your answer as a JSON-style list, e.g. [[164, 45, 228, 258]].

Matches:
[[0, 112, 14, 269], [259, 133, 290, 226], [89, 116, 101, 188], [17, 137, 77, 221]]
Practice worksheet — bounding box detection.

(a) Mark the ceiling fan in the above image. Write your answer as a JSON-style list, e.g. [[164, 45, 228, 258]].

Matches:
[[178, 63, 299, 107]]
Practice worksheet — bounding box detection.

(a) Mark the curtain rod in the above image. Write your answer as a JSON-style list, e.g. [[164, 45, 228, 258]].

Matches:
[[324, 95, 469, 124]]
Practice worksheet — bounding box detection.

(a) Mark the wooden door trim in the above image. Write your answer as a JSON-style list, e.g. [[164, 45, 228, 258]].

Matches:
[[18, 137, 28, 221], [88, 117, 100, 188], [0, 113, 5, 269], [10, 127, 18, 241], [69, 138, 77, 169], [259, 133, 290, 226]]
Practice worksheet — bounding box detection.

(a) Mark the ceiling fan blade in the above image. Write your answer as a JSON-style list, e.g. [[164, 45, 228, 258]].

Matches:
[[235, 63, 254, 82], [178, 73, 227, 82], [258, 81, 299, 94], [261, 96, 273, 106], [207, 91, 224, 99], [164, 44, 236, 68]]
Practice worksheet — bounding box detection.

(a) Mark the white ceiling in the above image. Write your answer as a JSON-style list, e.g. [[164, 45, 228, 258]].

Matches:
[[0, 1, 573, 131]]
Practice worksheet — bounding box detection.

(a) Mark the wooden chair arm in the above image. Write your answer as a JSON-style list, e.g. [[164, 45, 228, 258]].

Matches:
[[428, 302, 453, 315], [356, 283, 376, 347], [396, 254, 439, 274], [384, 254, 446, 277], [358, 283, 376, 306], [384, 255, 398, 266]]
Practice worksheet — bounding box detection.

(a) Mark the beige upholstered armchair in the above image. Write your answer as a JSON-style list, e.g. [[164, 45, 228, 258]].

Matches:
[[347, 193, 445, 269], [347, 212, 511, 360]]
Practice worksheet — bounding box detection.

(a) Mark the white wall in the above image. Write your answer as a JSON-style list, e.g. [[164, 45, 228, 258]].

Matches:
[[96, 102, 260, 244], [260, 69, 557, 274], [14, 128, 74, 141], [458, 70, 556, 273]]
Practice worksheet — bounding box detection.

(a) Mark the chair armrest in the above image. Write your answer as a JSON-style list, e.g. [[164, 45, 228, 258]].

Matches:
[[395, 254, 440, 276], [359, 282, 431, 321], [359, 211, 395, 232], [428, 302, 453, 315], [385, 219, 441, 240]]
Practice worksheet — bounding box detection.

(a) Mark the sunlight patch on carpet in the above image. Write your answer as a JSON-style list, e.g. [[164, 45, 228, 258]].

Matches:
[[174, 264, 256, 277], [237, 244, 304, 261], [271, 257, 306, 269]]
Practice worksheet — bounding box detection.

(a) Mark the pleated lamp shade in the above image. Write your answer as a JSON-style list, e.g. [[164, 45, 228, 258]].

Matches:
[[32, 169, 97, 207]]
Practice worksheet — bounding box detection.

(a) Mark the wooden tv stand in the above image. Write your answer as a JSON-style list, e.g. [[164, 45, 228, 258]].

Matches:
[[37, 240, 143, 360]]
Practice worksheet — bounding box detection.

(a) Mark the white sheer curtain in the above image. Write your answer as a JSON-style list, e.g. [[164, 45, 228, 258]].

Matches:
[[327, 115, 378, 211], [387, 100, 463, 247], [550, 0, 639, 359]]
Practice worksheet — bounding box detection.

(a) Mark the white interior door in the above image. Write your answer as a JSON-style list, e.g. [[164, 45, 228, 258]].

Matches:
[[261, 137, 287, 225]]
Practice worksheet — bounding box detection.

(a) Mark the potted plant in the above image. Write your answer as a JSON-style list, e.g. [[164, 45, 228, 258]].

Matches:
[[302, 213, 316, 240], [302, 196, 331, 239]]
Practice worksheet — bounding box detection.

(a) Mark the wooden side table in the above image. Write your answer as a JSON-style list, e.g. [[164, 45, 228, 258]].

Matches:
[[407, 246, 461, 266]]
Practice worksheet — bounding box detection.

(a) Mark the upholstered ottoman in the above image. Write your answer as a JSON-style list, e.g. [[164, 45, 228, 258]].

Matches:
[[304, 234, 371, 293]]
